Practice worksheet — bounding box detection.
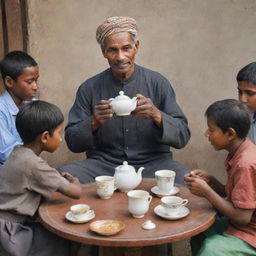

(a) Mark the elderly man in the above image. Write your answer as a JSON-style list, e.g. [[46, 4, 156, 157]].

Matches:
[[59, 16, 191, 185]]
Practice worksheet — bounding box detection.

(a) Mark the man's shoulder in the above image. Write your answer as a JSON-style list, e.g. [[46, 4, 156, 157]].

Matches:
[[137, 65, 167, 79], [79, 69, 110, 89], [137, 65, 171, 86]]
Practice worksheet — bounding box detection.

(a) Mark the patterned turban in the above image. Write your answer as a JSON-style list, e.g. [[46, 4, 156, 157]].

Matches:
[[96, 16, 138, 46]]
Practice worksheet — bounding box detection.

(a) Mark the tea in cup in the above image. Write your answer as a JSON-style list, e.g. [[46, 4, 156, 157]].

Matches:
[[95, 176, 117, 199], [127, 190, 152, 218], [161, 196, 188, 216], [155, 170, 176, 193], [70, 204, 90, 218]]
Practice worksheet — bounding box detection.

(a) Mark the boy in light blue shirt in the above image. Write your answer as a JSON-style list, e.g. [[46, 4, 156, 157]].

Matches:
[[0, 51, 39, 164], [237, 61, 256, 144]]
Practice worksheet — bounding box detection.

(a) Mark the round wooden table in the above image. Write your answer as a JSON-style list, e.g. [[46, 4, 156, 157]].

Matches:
[[39, 179, 216, 256]]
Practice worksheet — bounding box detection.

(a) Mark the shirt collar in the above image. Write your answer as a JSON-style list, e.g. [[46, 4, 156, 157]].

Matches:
[[109, 64, 138, 84], [2, 91, 19, 116], [251, 113, 256, 124], [225, 138, 251, 169]]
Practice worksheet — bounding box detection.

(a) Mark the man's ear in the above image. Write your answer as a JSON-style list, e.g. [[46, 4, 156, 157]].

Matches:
[[135, 40, 140, 53], [101, 46, 107, 58], [227, 128, 237, 140], [40, 131, 50, 144], [4, 76, 14, 89]]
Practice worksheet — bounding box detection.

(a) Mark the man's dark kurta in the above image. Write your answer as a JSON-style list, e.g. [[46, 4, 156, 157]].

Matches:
[[60, 65, 191, 184]]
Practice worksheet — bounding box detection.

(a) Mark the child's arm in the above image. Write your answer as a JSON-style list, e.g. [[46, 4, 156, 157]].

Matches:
[[186, 176, 254, 226], [185, 169, 226, 196], [57, 172, 82, 199]]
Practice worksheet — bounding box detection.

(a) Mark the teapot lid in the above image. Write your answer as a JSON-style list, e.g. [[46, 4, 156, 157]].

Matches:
[[118, 161, 134, 171], [114, 91, 131, 101]]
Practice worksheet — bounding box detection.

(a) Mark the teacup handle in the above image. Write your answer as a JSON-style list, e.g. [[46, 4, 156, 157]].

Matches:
[[87, 209, 94, 215], [113, 184, 118, 191], [147, 195, 152, 204], [181, 199, 188, 206]]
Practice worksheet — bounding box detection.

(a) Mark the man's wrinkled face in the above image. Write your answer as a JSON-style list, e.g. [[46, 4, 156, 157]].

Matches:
[[102, 32, 139, 80]]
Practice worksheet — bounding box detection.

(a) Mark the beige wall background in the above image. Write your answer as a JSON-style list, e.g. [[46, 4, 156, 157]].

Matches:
[[27, 0, 256, 182]]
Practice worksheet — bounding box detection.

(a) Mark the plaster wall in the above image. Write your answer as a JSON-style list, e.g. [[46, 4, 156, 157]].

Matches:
[[27, 0, 256, 183]]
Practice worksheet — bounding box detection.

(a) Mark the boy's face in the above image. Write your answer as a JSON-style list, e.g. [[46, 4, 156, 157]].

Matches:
[[5, 66, 39, 105], [238, 81, 256, 113], [204, 117, 230, 151], [44, 123, 63, 153]]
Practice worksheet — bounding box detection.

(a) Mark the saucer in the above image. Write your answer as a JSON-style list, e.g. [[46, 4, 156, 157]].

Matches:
[[151, 186, 180, 197], [65, 210, 95, 224], [154, 205, 190, 220]]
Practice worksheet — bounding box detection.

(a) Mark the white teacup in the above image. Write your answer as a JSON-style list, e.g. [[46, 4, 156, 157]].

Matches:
[[70, 204, 90, 218], [127, 190, 152, 218], [155, 170, 176, 194], [161, 196, 188, 216], [95, 176, 117, 199]]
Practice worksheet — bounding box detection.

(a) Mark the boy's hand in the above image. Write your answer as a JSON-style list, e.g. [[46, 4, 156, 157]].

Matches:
[[187, 169, 212, 183], [61, 172, 80, 185], [184, 175, 212, 197]]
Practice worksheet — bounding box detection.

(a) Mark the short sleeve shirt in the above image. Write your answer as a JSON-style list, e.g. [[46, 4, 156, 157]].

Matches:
[[0, 146, 69, 216], [0, 91, 22, 164], [225, 139, 256, 248]]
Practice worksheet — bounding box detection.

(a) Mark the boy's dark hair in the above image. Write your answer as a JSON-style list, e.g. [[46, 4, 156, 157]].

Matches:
[[236, 62, 256, 85], [205, 99, 250, 139], [16, 100, 64, 144], [0, 50, 38, 81]]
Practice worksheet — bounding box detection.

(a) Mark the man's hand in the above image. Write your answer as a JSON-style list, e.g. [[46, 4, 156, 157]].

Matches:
[[61, 172, 80, 186], [132, 94, 162, 127], [92, 100, 113, 131]]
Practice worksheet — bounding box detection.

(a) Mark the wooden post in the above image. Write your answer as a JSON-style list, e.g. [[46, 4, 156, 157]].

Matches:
[[4, 0, 24, 51]]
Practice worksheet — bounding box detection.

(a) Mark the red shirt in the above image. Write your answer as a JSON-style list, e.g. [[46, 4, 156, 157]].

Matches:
[[225, 139, 256, 248]]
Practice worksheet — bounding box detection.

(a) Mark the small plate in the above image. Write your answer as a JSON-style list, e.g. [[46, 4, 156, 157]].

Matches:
[[151, 186, 180, 197], [154, 205, 190, 220], [65, 210, 95, 224], [89, 220, 125, 236]]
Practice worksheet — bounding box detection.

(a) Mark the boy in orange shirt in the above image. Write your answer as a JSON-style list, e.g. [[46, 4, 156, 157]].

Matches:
[[184, 99, 256, 255]]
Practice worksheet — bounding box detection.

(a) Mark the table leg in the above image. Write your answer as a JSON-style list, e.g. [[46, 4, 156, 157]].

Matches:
[[101, 246, 158, 256], [167, 243, 173, 256]]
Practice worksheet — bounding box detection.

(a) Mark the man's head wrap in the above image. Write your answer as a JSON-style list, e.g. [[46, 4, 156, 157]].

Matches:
[[96, 16, 138, 46]]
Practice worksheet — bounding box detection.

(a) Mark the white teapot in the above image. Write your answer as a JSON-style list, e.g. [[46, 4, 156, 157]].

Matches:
[[114, 161, 144, 192], [109, 91, 137, 116]]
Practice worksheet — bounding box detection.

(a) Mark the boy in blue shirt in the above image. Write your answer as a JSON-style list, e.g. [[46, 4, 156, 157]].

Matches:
[[0, 50, 39, 164], [237, 61, 256, 143], [185, 99, 256, 255]]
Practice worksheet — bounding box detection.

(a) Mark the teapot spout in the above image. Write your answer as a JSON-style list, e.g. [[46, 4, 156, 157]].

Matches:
[[137, 167, 144, 178]]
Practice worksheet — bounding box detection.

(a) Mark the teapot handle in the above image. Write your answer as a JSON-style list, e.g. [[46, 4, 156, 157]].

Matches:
[[113, 183, 118, 191], [108, 98, 114, 102]]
